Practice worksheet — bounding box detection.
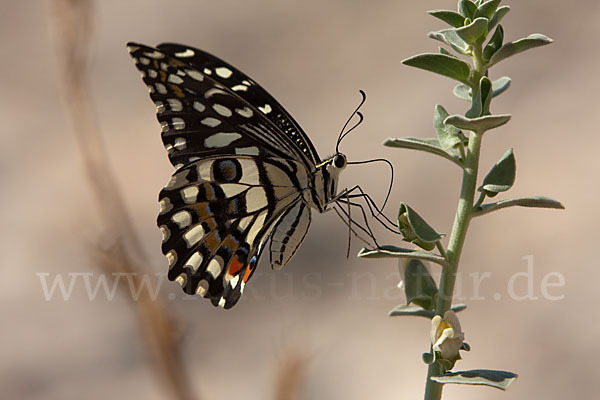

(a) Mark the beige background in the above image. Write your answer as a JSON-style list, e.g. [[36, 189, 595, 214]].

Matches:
[[2, 0, 597, 399]]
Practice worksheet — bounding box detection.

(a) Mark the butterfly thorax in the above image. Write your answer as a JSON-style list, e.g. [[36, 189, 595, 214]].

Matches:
[[305, 153, 347, 212]]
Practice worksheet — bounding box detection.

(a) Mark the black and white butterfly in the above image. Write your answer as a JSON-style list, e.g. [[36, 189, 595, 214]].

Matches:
[[128, 42, 387, 308]]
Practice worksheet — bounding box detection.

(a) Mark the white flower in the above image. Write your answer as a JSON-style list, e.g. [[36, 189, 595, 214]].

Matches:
[[430, 310, 464, 361]]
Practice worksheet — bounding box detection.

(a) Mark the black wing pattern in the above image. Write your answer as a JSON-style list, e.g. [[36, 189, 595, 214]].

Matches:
[[127, 42, 317, 308]]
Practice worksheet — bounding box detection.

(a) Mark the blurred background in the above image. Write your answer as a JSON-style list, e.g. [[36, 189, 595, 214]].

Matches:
[[2, 0, 597, 399]]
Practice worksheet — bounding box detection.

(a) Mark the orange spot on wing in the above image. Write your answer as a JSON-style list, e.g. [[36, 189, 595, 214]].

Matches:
[[228, 256, 244, 276], [242, 265, 253, 283]]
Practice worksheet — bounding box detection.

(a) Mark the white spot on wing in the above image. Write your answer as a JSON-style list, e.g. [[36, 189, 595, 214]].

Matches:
[[156, 83, 167, 94], [235, 146, 260, 156], [186, 251, 204, 273], [218, 297, 226, 307], [195, 280, 209, 296], [212, 104, 232, 117], [160, 225, 170, 242], [175, 49, 195, 57], [215, 67, 233, 78], [203, 68, 212, 75], [148, 69, 158, 78], [246, 187, 268, 213], [174, 137, 187, 150], [181, 186, 199, 204], [171, 210, 192, 228], [155, 101, 165, 113], [258, 104, 272, 114], [160, 121, 169, 132], [221, 183, 247, 197], [172, 117, 185, 130], [229, 275, 240, 288], [168, 74, 183, 84], [207, 257, 223, 279], [159, 198, 173, 214], [186, 69, 204, 81], [167, 98, 183, 112], [201, 117, 221, 127], [193, 101, 206, 112], [143, 51, 164, 59], [166, 250, 177, 268], [232, 85, 248, 92], [164, 143, 173, 154], [139, 57, 150, 65], [235, 107, 253, 118], [175, 273, 187, 287], [204, 132, 242, 148], [183, 224, 205, 247]]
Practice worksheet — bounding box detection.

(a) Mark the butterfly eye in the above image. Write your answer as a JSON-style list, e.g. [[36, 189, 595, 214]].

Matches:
[[333, 154, 347, 169]]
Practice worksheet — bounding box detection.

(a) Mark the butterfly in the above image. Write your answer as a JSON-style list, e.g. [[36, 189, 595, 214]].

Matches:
[[127, 42, 375, 309]]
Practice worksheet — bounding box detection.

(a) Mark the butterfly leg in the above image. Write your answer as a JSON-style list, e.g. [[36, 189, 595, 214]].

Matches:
[[343, 185, 401, 234]]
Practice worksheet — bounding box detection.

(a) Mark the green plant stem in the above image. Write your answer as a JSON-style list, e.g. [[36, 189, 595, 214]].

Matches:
[[423, 43, 487, 400]]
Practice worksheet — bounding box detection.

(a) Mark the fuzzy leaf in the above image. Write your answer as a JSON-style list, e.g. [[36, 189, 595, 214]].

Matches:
[[492, 76, 511, 97], [429, 29, 471, 55], [488, 34, 553, 67], [358, 246, 449, 267], [455, 17, 489, 45], [479, 148, 515, 196], [403, 53, 471, 84], [383, 137, 463, 167], [483, 25, 504, 61], [458, 0, 477, 19], [444, 114, 511, 133], [434, 105, 468, 151], [453, 83, 472, 100], [402, 259, 438, 310], [390, 304, 467, 318], [398, 203, 444, 251], [466, 76, 492, 118], [488, 6, 510, 31], [439, 46, 458, 58], [474, 196, 565, 216], [475, 0, 502, 19], [429, 9, 466, 28], [430, 369, 518, 391]]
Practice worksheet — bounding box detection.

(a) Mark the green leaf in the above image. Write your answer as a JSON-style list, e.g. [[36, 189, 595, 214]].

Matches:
[[474, 0, 502, 19], [458, 0, 477, 19], [483, 25, 504, 61], [466, 76, 492, 118], [488, 5, 510, 31], [402, 53, 471, 84], [390, 303, 467, 318], [488, 34, 553, 67], [453, 83, 472, 101], [455, 17, 489, 45], [383, 137, 463, 168], [434, 105, 468, 151], [429, 9, 465, 28], [491, 76, 511, 97], [430, 369, 518, 391], [398, 203, 444, 251], [479, 148, 515, 196], [428, 29, 471, 55], [473, 196, 565, 217], [358, 246, 449, 268], [444, 114, 511, 133], [402, 259, 438, 310], [439, 46, 457, 58]]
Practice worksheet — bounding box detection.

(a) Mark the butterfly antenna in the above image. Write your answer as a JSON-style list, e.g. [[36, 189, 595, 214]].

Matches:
[[346, 158, 394, 213], [336, 90, 367, 154]]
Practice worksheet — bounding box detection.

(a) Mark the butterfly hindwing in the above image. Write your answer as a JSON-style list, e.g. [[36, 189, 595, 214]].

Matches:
[[157, 156, 310, 308]]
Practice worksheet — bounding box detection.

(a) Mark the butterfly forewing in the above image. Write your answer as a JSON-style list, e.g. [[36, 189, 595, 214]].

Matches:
[[157, 43, 322, 168], [128, 43, 303, 167]]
